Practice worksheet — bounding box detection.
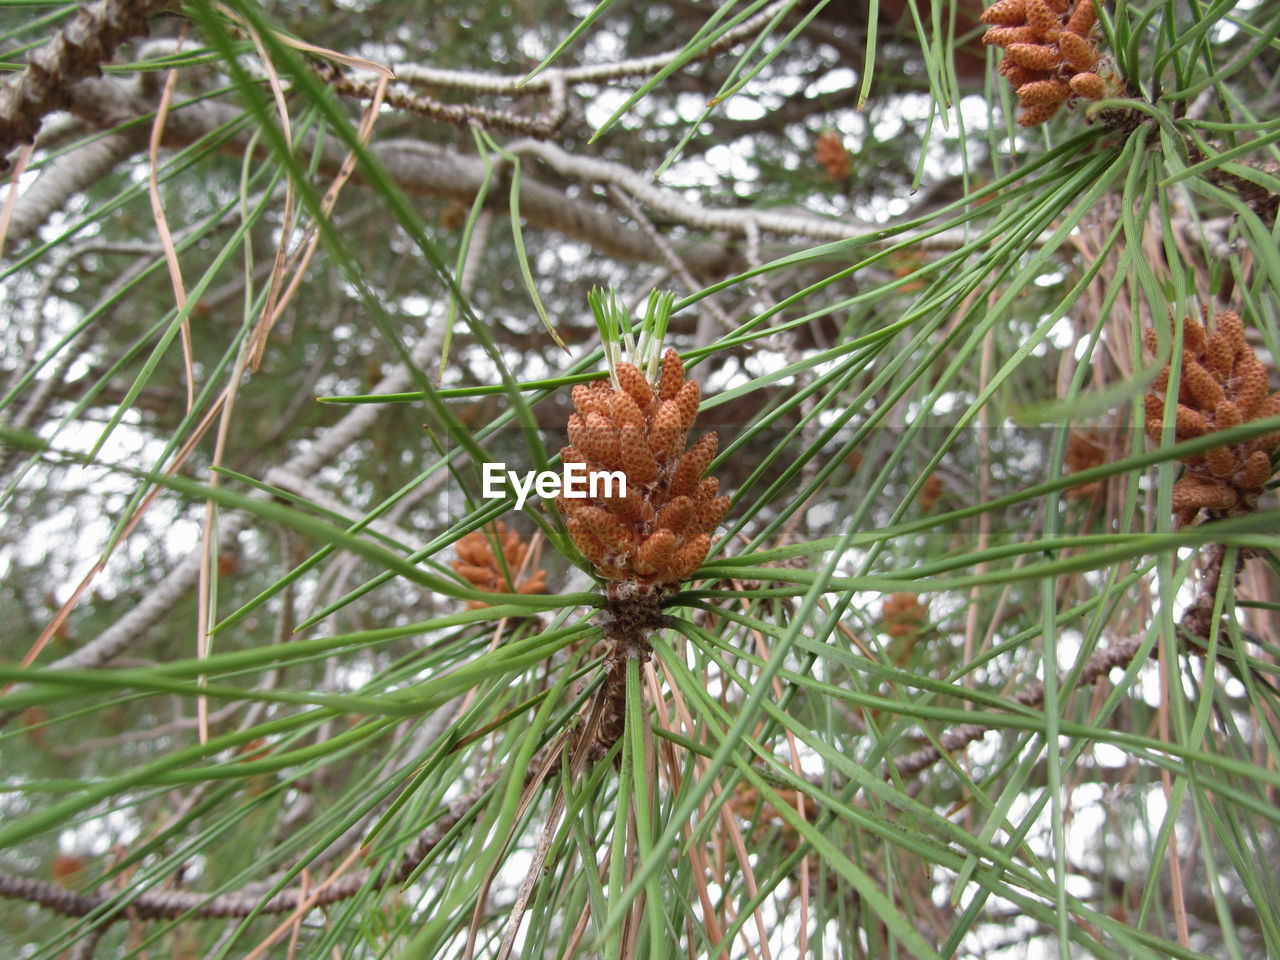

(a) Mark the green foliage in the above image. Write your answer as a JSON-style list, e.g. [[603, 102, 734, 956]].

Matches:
[[2, 0, 1280, 957]]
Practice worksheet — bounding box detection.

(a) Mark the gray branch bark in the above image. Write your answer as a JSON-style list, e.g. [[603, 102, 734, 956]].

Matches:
[[0, 0, 173, 164]]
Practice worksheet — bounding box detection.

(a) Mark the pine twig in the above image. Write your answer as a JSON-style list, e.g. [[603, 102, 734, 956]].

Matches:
[[888, 544, 1249, 781], [889, 633, 1148, 780], [0, 0, 175, 166]]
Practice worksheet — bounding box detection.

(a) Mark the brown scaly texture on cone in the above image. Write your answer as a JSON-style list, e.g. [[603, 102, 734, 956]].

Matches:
[[981, 0, 1108, 126], [1143, 309, 1280, 526], [557, 349, 729, 595], [452, 522, 547, 608]]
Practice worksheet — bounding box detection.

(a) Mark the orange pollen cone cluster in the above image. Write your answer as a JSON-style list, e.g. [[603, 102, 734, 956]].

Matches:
[[1063, 429, 1109, 500], [1143, 309, 1280, 525], [453, 521, 548, 608], [814, 129, 849, 180], [882, 593, 929, 639], [981, 0, 1107, 126], [558, 348, 730, 590]]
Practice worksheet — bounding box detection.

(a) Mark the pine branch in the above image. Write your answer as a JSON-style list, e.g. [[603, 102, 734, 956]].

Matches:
[[0, 0, 175, 166]]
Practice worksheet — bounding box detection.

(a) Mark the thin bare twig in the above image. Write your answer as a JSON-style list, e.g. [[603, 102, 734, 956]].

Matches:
[[888, 633, 1149, 780]]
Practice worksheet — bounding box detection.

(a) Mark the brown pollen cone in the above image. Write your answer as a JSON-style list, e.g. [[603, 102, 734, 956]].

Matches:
[[557, 349, 729, 596], [882, 593, 929, 641], [980, 0, 1109, 126], [1063, 429, 1109, 501], [814, 129, 850, 180], [453, 522, 548, 608], [1143, 310, 1280, 526]]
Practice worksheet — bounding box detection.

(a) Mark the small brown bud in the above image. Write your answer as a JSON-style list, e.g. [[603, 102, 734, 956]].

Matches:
[[619, 423, 659, 484], [1237, 450, 1274, 491], [984, 25, 1041, 46], [616, 363, 654, 410], [690, 495, 732, 534], [1174, 404, 1209, 439], [455, 534, 493, 567], [1215, 400, 1242, 430], [655, 495, 695, 533], [610, 389, 645, 430], [658, 348, 685, 400], [1065, 0, 1097, 37], [577, 506, 631, 551], [1217, 310, 1247, 354], [980, 0, 1027, 25], [454, 562, 497, 587], [573, 383, 609, 417], [694, 477, 720, 501], [674, 379, 701, 432], [1183, 361, 1225, 410], [671, 432, 718, 499], [1144, 393, 1165, 425], [566, 518, 607, 565], [1024, 0, 1062, 39], [1005, 42, 1060, 70], [1204, 331, 1235, 379], [1172, 478, 1237, 515], [1068, 70, 1105, 100], [634, 529, 677, 577], [999, 60, 1045, 88], [1184, 316, 1208, 355], [583, 412, 621, 468], [664, 533, 712, 581], [1204, 443, 1238, 479], [1233, 356, 1268, 418], [604, 486, 645, 524], [1246, 394, 1280, 455], [649, 400, 684, 461], [1059, 34, 1100, 73], [1018, 78, 1072, 106], [1018, 100, 1062, 126], [567, 413, 590, 453]]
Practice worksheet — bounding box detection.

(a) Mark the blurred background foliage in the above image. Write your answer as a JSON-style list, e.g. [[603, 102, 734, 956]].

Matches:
[[2, 0, 1279, 957]]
